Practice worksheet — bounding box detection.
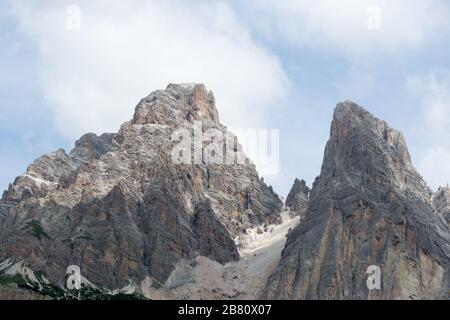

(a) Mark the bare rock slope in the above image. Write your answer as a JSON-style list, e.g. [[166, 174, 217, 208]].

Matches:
[[264, 101, 450, 300]]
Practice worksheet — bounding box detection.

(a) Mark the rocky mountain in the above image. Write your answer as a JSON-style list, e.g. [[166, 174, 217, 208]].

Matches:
[[0, 83, 282, 299], [2, 92, 449, 301], [285, 178, 309, 218], [433, 187, 450, 225], [264, 101, 450, 300]]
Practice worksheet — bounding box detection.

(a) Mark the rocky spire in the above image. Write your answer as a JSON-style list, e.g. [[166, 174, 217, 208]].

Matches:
[[433, 186, 450, 225], [264, 101, 450, 300], [285, 178, 309, 218]]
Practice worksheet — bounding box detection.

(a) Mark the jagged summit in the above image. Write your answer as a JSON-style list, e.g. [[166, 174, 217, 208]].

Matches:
[[328, 100, 429, 198], [133, 83, 219, 126], [1, 132, 116, 204], [335, 100, 376, 114]]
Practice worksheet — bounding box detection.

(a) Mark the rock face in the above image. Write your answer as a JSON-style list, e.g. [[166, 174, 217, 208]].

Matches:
[[0, 83, 282, 296], [264, 101, 450, 300], [192, 200, 240, 264], [1, 133, 116, 207], [433, 187, 450, 225], [285, 178, 309, 218]]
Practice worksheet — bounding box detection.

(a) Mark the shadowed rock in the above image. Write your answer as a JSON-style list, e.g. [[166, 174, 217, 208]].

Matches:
[[192, 200, 240, 264]]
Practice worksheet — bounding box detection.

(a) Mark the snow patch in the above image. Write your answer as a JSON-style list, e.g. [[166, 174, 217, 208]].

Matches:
[[23, 174, 57, 188]]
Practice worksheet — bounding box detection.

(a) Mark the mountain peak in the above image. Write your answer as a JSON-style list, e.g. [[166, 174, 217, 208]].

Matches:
[[132, 83, 219, 126], [328, 101, 416, 186], [335, 100, 369, 115], [0, 83, 282, 298], [265, 101, 449, 300], [333, 101, 390, 133]]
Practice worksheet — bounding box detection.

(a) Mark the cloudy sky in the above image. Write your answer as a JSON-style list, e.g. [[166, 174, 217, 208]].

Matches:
[[1, 0, 450, 196]]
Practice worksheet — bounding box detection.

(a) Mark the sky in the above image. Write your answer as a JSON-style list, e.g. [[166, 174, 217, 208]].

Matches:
[[1, 0, 450, 197]]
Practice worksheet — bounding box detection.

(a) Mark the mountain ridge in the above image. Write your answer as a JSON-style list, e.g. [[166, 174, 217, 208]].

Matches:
[[1, 92, 449, 300]]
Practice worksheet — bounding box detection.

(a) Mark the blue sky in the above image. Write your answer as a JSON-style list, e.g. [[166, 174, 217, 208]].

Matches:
[[1, 0, 450, 196]]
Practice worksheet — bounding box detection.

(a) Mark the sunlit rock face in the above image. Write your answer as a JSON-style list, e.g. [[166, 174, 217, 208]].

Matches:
[[0, 84, 282, 295], [264, 101, 450, 300]]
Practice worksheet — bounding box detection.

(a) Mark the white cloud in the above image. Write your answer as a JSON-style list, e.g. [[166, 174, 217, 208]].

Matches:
[[419, 148, 450, 190], [407, 71, 450, 189], [8, 0, 288, 138], [245, 0, 450, 56]]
